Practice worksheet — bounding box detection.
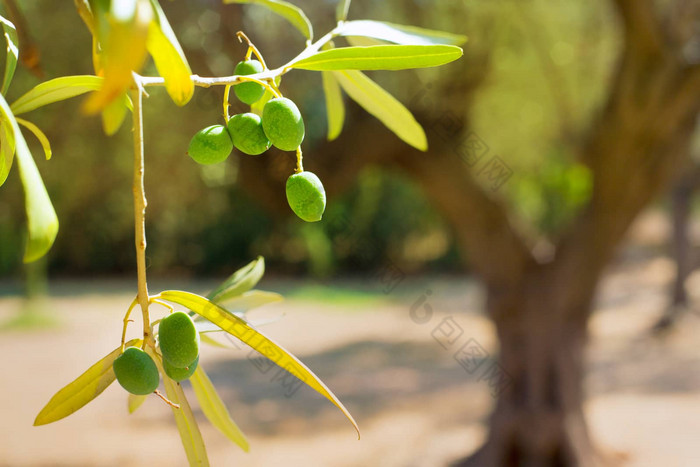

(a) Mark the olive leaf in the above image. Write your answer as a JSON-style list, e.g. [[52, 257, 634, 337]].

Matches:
[[0, 14, 19, 94], [291, 44, 463, 71], [322, 71, 345, 140], [127, 393, 147, 414], [156, 290, 361, 439], [34, 339, 143, 426], [191, 365, 250, 452], [336, 0, 351, 23], [333, 69, 427, 151], [0, 120, 15, 186], [147, 0, 194, 106], [207, 256, 265, 303], [225, 0, 313, 41], [11, 75, 105, 115], [150, 347, 210, 467], [0, 92, 58, 262], [15, 118, 52, 160], [83, 0, 152, 114], [337, 20, 467, 46]]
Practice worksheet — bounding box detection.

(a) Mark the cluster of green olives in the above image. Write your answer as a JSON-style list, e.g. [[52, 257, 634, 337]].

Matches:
[[187, 59, 326, 222], [113, 311, 200, 395]]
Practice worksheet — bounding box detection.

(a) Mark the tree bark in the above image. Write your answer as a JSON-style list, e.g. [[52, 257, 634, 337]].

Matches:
[[458, 270, 600, 467]]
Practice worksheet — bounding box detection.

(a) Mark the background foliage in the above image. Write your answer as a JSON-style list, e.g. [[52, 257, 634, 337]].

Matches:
[[0, 0, 626, 278]]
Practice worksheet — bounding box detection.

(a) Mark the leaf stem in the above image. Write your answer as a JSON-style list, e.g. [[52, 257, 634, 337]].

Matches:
[[295, 147, 303, 173], [130, 79, 153, 351], [120, 296, 139, 351], [139, 24, 343, 89]]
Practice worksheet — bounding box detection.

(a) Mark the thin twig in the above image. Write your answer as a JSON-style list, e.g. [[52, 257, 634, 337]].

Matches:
[[130, 79, 153, 351], [154, 389, 180, 409]]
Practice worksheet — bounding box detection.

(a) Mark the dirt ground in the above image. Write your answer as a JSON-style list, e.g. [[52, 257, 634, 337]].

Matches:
[[1, 212, 700, 467]]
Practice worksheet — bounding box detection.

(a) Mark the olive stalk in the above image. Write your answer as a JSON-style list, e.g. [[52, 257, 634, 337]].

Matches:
[[138, 24, 344, 89], [130, 81, 154, 350]]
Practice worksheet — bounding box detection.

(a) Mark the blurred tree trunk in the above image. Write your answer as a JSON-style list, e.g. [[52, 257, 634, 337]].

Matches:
[[653, 164, 700, 333]]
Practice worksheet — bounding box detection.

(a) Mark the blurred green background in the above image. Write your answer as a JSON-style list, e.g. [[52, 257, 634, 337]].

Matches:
[[1, 0, 619, 279]]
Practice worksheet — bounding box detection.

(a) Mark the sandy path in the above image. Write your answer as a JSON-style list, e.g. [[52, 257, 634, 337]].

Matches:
[[1, 258, 700, 466]]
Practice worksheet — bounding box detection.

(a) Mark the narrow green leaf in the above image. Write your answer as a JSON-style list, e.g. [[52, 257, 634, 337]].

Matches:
[[101, 93, 129, 135], [127, 393, 147, 414], [11, 75, 104, 115], [15, 118, 52, 160], [158, 290, 360, 438], [250, 88, 273, 117], [151, 348, 210, 466], [338, 20, 467, 46], [200, 332, 237, 349], [147, 0, 194, 106], [0, 15, 18, 94], [225, 0, 313, 40], [207, 256, 265, 303], [336, 0, 351, 22], [191, 365, 249, 452], [34, 338, 142, 426], [291, 44, 463, 71], [0, 93, 59, 262], [333, 70, 426, 151], [0, 121, 15, 186], [346, 36, 384, 47], [216, 289, 283, 311], [322, 71, 345, 140]]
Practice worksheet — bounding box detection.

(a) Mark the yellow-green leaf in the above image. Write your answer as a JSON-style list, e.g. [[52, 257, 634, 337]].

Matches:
[[250, 88, 274, 117], [291, 44, 463, 71], [333, 69, 426, 151], [151, 349, 210, 467], [200, 332, 237, 349], [127, 393, 147, 414], [157, 290, 360, 438], [101, 92, 129, 135], [16, 118, 52, 160], [83, 0, 152, 113], [217, 289, 283, 311], [34, 338, 143, 426], [322, 71, 344, 140], [0, 121, 15, 186], [0, 15, 18, 94], [338, 20, 467, 46], [225, 0, 312, 41], [207, 256, 265, 303], [11, 75, 104, 115], [147, 0, 194, 106], [0, 93, 59, 262], [336, 0, 351, 22], [191, 365, 249, 452]]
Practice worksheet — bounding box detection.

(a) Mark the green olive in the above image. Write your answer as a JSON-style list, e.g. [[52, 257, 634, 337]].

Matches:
[[234, 60, 265, 105], [187, 125, 233, 165], [163, 355, 199, 382], [286, 171, 326, 222], [262, 97, 305, 151], [158, 311, 200, 368], [113, 347, 160, 395], [227, 113, 271, 155]]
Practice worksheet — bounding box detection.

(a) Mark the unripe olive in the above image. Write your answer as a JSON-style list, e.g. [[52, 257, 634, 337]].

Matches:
[[163, 355, 199, 382], [188, 125, 233, 165], [286, 171, 326, 222], [262, 97, 305, 151], [234, 60, 265, 105], [113, 347, 160, 395], [158, 311, 200, 368], [227, 113, 271, 155]]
